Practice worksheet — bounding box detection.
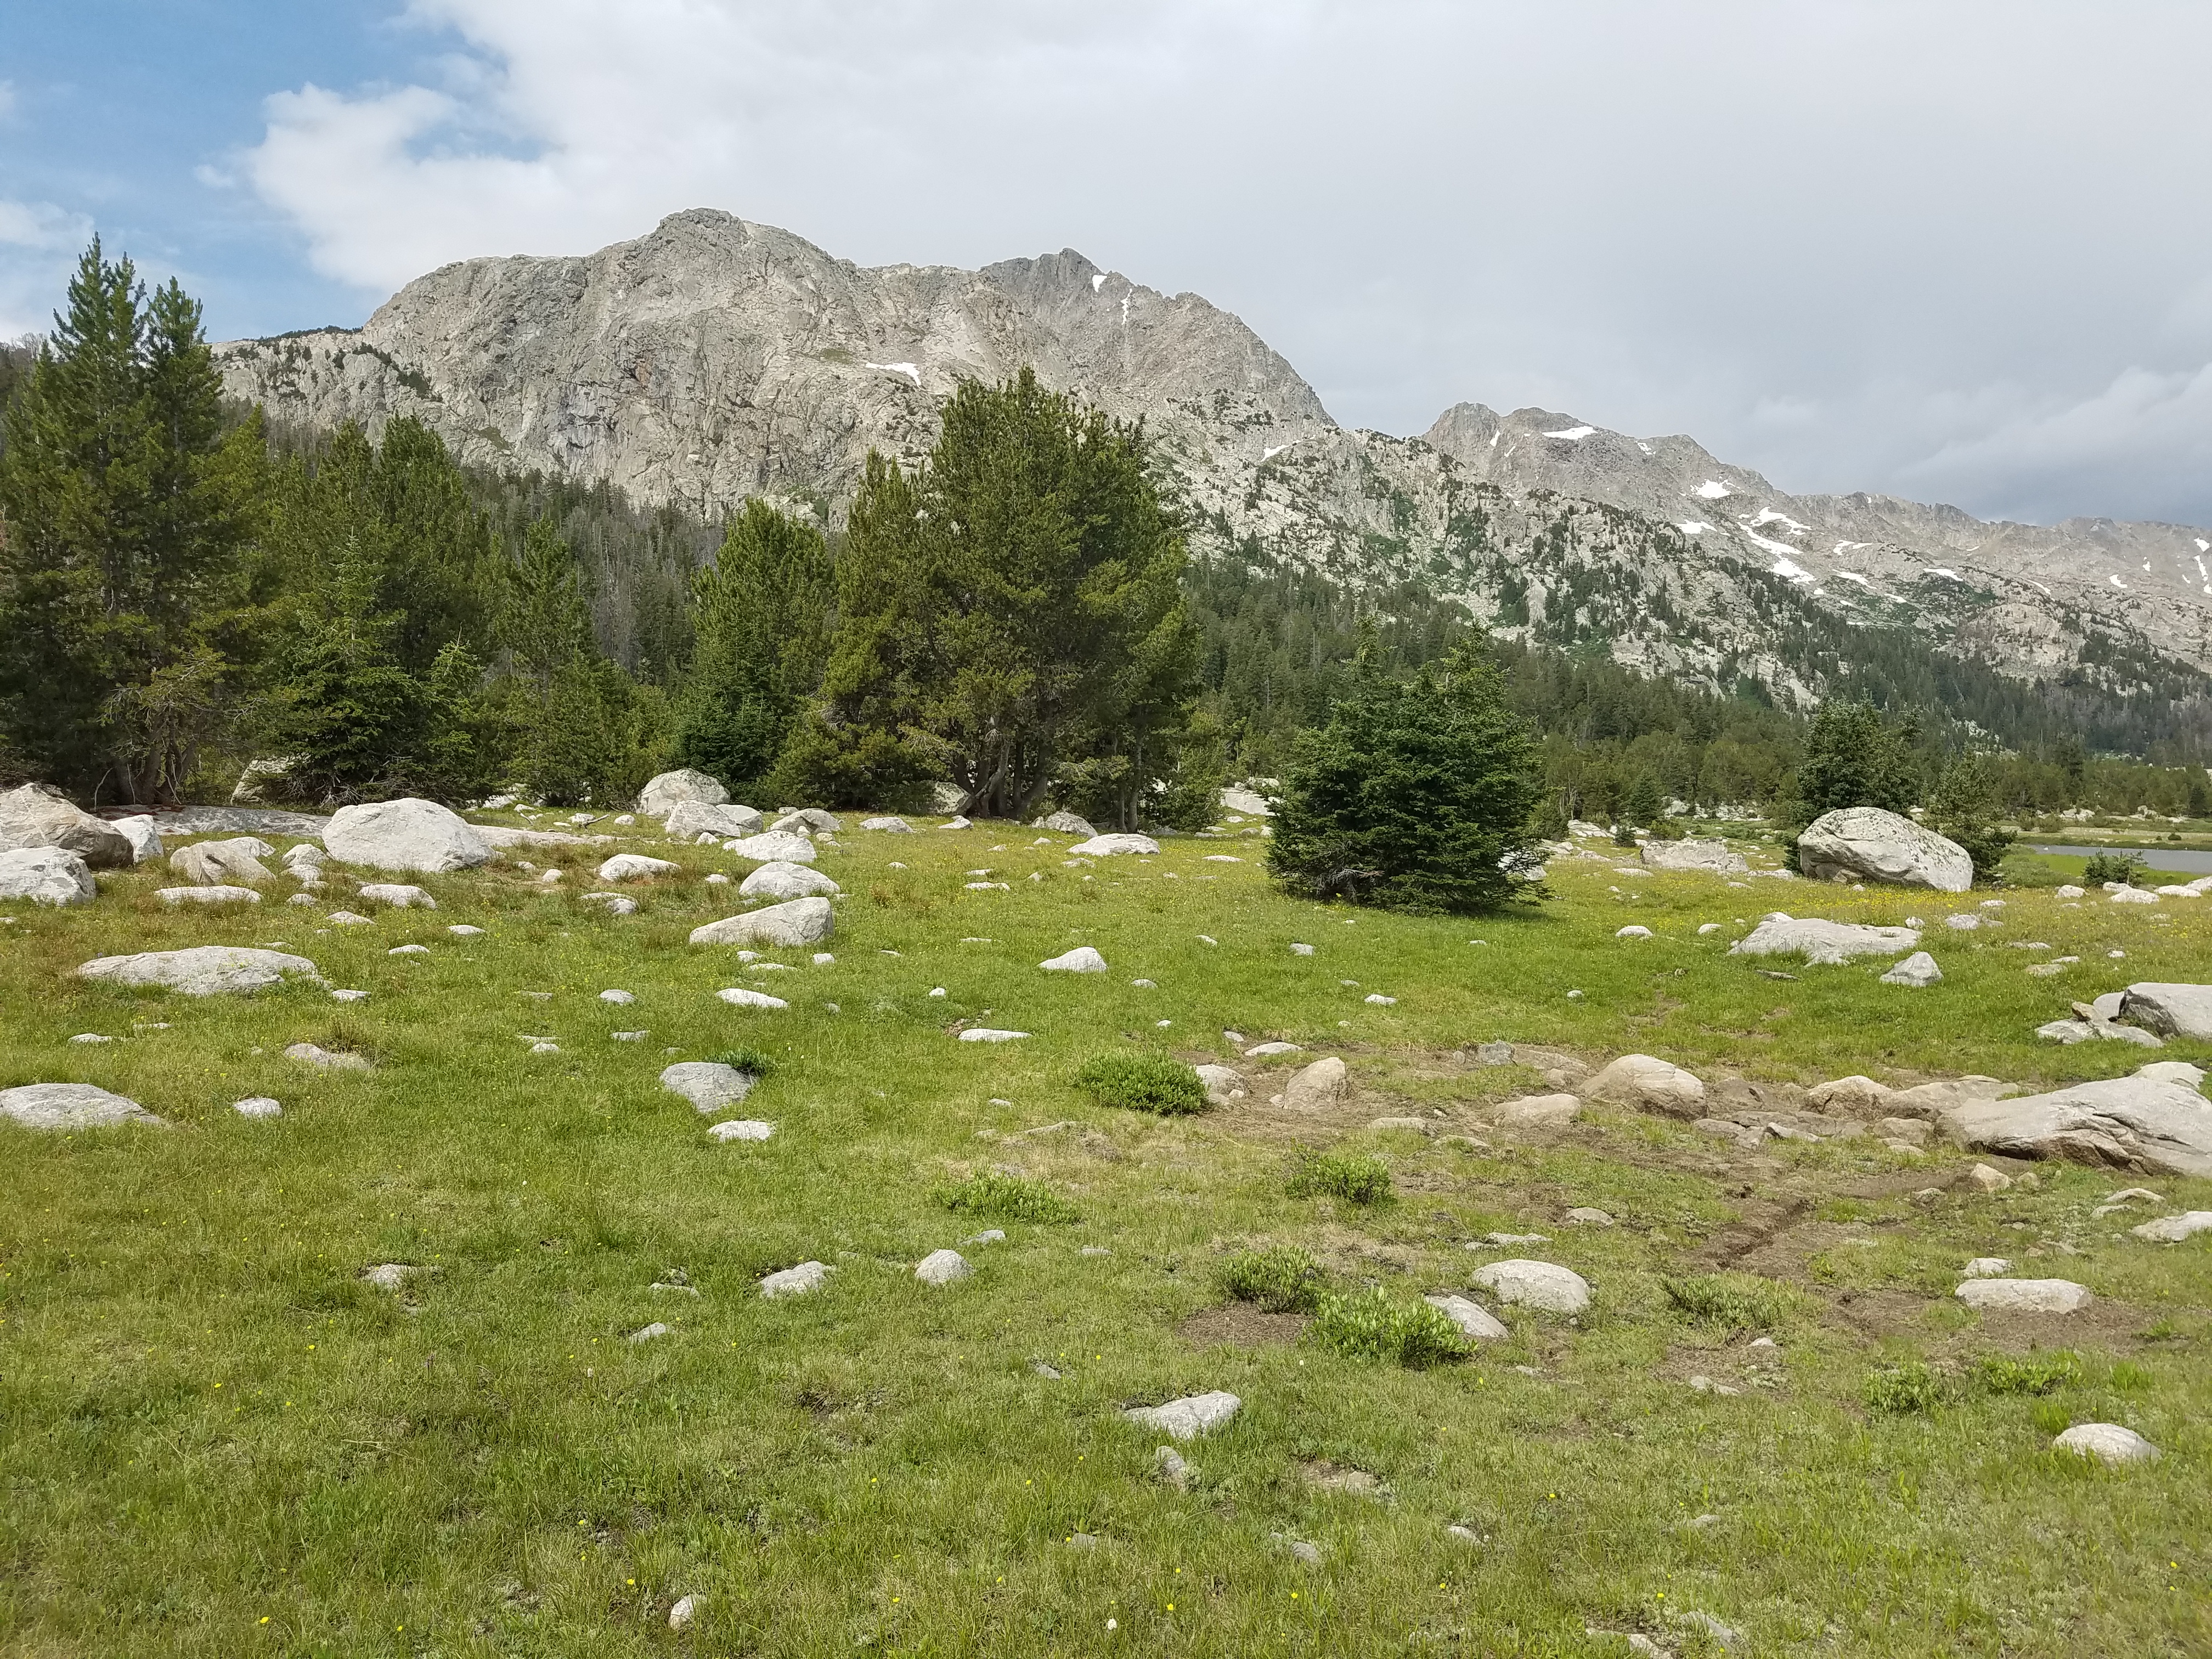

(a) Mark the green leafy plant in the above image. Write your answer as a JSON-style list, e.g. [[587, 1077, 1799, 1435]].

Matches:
[[1972, 1350, 2081, 1396], [1285, 1152, 1393, 1206], [933, 1172, 1080, 1225], [1219, 1245, 1328, 1313], [1662, 1273, 1801, 1334], [1307, 1288, 1469, 1368], [1864, 1361, 1948, 1415], [1074, 1053, 1208, 1116]]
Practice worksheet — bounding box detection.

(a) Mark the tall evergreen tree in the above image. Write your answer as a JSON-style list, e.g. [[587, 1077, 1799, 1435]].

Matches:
[[796, 370, 1193, 818], [675, 499, 833, 789], [0, 238, 256, 799], [1790, 700, 1921, 826]]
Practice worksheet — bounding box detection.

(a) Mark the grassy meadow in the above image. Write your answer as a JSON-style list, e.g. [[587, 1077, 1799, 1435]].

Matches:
[[2, 819, 2208, 1657]]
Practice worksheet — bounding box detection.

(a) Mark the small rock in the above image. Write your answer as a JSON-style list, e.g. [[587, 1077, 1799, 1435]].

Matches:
[[1446, 1523, 1482, 1544], [2052, 1423, 2159, 1464], [1881, 951, 1943, 988], [1564, 1206, 1613, 1226], [1955, 1278, 2092, 1314], [628, 1322, 671, 1344], [447, 924, 484, 936], [1368, 1115, 1429, 1133], [1363, 992, 1397, 1005], [529, 1041, 560, 1055], [958, 1028, 1029, 1042], [916, 1248, 972, 1285], [362, 1263, 421, 1291], [1965, 1163, 2012, 1193], [1425, 1293, 1509, 1340], [1040, 946, 1108, 974], [358, 883, 436, 909], [1493, 1093, 1579, 1128], [966, 1229, 1006, 1245], [707, 1119, 774, 1142], [1962, 1257, 2010, 1277], [1616, 924, 1652, 939], [1279, 1056, 1347, 1111], [611, 1030, 647, 1041], [1244, 1041, 1302, 1057], [759, 1261, 833, 1299], [388, 943, 430, 956], [1470, 1259, 1591, 1314], [2132, 1210, 2212, 1243], [581, 892, 639, 916], [330, 989, 369, 1002], [667, 1594, 698, 1631], [1121, 1391, 1240, 1440], [1274, 1536, 1323, 1566], [1155, 1446, 1192, 1487], [233, 1096, 283, 1119], [1289, 941, 1315, 956], [285, 1043, 371, 1071], [716, 987, 790, 1011]]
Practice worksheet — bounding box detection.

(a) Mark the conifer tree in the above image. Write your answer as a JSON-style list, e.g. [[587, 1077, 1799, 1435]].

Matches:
[[0, 238, 256, 798], [1268, 634, 1544, 913]]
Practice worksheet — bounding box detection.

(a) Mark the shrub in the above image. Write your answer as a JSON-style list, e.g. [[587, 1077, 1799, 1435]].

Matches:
[[1285, 1152, 1393, 1206], [933, 1172, 1080, 1225], [1307, 1289, 1469, 1368], [1864, 1361, 1947, 1415], [2082, 850, 2147, 887], [1973, 1351, 2081, 1396], [1662, 1273, 1800, 1334], [1266, 637, 1545, 915], [1074, 1053, 1208, 1115], [709, 1046, 775, 1076], [1220, 1245, 1328, 1313]]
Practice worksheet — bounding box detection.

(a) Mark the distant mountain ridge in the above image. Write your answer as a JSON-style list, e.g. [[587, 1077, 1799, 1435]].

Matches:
[[214, 207, 2212, 715]]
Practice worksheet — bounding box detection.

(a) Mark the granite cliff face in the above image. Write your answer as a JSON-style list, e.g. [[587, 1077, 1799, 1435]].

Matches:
[[217, 208, 2212, 706]]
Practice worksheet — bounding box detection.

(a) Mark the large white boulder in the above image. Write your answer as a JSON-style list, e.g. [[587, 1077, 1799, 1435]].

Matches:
[[111, 815, 163, 863], [2132, 1210, 2212, 1243], [723, 831, 817, 865], [1730, 917, 1921, 965], [357, 883, 434, 909], [771, 808, 841, 834], [1069, 833, 1159, 856], [740, 861, 840, 900], [637, 769, 727, 817], [1470, 1259, 1591, 1314], [0, 785, 134, 868], [2117, 984, 2212, 1041], [1425, 1293, 1510, 1340], [1881, 951, 1944, 988], [169, 837, 274, 885], [760, 1261, 832, 1298], [1035, 810, 1097, 837], [1939, 1062, 2212, 1178], [1, 1082, 163, 1130], [1639, 840, 1748, 875], [690, 896, 834, 947], [665, 799, 764, 840], [860, 815, 915, 833], [75, 945, 322, 995], [325, 799, 492, 874], [0, 847, 95, 906], [1797, 807, 1972, 892], [1584, 1054, 1706, 1118]]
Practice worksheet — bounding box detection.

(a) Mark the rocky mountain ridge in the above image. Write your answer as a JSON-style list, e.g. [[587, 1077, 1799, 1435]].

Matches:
[[216, 208, 2212, 712]]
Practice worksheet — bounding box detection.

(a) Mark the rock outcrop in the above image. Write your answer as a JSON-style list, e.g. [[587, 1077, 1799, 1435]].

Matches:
[[1796, 808, 1973, 892], [0, 786, 134, 868], [1940, 1062, 2212, 1177], [0, 847, 96, 906]]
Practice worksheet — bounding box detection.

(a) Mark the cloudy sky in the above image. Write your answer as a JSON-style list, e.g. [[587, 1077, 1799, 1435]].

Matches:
[[6, 1, 2211, 527]]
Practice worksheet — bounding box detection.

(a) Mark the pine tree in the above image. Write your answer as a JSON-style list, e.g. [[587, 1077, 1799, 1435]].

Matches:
[[1790, 701, 1920, 826], [1268, 636, 1544, 913], [675, 499, 833, 791], [800, 370, 1193, 818], [1926, 753, 2015, 881], [0, 239, 256, 798]]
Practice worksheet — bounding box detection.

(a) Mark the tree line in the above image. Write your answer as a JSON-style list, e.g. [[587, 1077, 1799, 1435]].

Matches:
[[2, 240, 2205, 834]]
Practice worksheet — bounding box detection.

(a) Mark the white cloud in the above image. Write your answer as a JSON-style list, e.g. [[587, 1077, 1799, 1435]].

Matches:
[[231, 0, 2212, 526], [0, 198, 94, 338]]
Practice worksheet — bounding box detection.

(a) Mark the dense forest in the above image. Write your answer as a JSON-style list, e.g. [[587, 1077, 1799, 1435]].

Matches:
[[3, 242, 2208, 827]]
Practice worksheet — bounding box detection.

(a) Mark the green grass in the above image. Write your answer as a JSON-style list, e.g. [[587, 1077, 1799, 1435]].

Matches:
[[1662, 1272, 1804, 1334], [1, 818, 2208, 1654], [1073, 1052, 1208, 1115]]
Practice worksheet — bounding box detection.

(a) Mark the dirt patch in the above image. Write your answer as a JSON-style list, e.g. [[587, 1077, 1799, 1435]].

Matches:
[[1178, 1305, 1307, 1348], [1299, 1458, 1387, 1497], [1694, 1197, 1813, 1268], [1651, 1341, 1792, 1397], [1816, 1285, 2155, 1355]]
